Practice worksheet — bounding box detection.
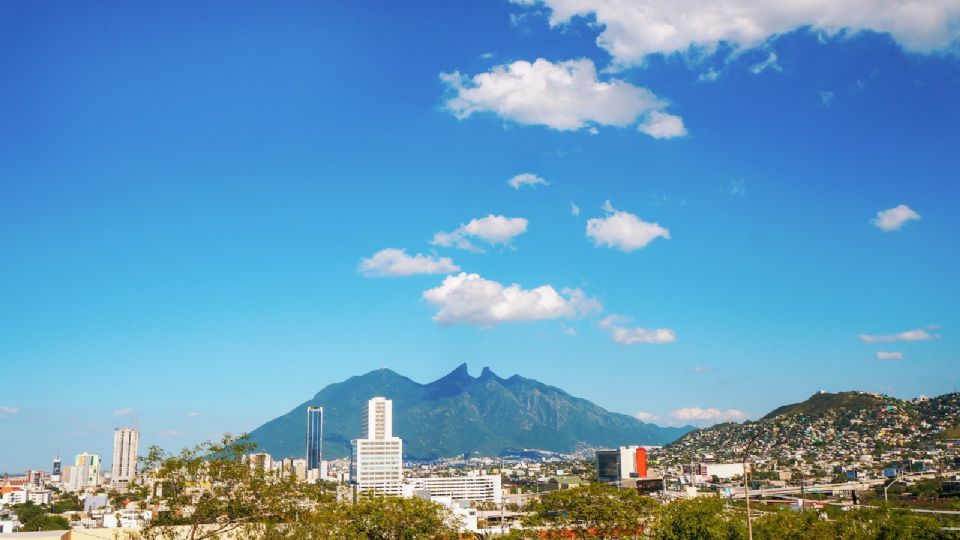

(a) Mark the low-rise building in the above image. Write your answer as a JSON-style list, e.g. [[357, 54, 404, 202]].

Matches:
[[402, 474, 501, 503]]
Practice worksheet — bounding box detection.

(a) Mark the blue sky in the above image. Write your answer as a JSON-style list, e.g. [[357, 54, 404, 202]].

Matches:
[[1, 0, 958, 471]]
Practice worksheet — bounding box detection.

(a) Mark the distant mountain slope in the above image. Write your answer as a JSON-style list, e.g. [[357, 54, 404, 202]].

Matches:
[[247, 364, 694, 460], [663, 391, 960, 465]]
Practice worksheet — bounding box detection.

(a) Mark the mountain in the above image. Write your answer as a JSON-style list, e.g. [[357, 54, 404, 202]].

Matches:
[[662, 391, 960, 465], [247, 364, 694, 460]]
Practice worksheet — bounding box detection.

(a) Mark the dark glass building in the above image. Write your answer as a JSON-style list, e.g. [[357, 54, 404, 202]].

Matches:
[[306, 406, 323, 470], [596, 450, 620, 482]]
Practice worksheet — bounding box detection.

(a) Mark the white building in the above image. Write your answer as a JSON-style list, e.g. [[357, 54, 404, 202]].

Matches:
[[402, 474, 501, 503], [1, 489, 26, 506], [0, 518, 20, 534], [26, 489, 53, 505], [68, 452, 101, 491], [247, 453, 274, 473], [111, 427, 140, 487], [421, 494, 478, 533], [351, 397, 403, 496], [684, 462, 745, 480], [103, 509, 152, 528]]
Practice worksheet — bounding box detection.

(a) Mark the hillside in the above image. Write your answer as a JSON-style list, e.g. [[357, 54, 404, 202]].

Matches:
[[247, 364, 693, 460], [761, 391, 894, 421], [662, 391, 960, 466]]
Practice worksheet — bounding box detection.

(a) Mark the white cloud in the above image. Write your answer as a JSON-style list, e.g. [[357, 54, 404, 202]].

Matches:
[[508, 173, 549, 190], [600, 315, 676, 345], [634, 411, 662, 422], [670, 407, 748, 425], [113, 408, 134, 417], [858, 328, 938, 343], [359, 248, 460, 277], [571, 203, 581, 216], [638, 111, 688, 139], [0, 406, 19, 419], [877, 351, 904, 360], [422, 272, 601, 326], [158, 430, 184, 439], [749, 52, 783, 74], [871, 204, 921, 231], [517, 0, 960, 66], [727, 179, 747, 197], [185, 411, 201, 417], [819, 90, 835, 106], [692, 366, 711, 374], [441, 58, 681, 133], [698, 68, 721, 82], [432, 215, 529, 251], [586, 201, 670, 252]]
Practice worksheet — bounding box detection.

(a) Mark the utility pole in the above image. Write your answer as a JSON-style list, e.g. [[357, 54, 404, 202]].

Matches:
[[743, 431, 761, 540]]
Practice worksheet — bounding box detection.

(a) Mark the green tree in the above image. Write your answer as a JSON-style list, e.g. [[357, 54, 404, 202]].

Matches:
[[343, 496, 458, 539], [753, 509, 835, 540], [653, 497, 745, 540], [49, 493, 83, 513], [524, 483, 657, 539], [132, 434, 459, 540], [11, 502, 70, 532], [132, 434, 333, 540], [834, 505, 947, 540]]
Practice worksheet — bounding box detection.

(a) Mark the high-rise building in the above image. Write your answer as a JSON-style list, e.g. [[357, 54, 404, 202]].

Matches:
[[362, 396, 392, 440], [306, 406, 324, 471], [25, 470, 45, 486], [51, 456, 62, 483], [351, 397, 403, 496], [111, 427, 139, 486], [68, 453, 101, 491]]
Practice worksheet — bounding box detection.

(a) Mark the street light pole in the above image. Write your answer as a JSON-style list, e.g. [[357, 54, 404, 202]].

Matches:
[[884, 470, 905, 503]]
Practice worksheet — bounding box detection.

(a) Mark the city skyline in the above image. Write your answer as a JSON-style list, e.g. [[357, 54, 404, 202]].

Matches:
[[2, 0, 959, 472]]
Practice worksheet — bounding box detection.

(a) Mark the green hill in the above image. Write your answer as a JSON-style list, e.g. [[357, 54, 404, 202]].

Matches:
[[761, 391, 894, 420]]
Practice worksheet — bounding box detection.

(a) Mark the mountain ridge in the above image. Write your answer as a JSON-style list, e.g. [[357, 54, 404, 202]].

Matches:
[[246, 363, 694, 460]]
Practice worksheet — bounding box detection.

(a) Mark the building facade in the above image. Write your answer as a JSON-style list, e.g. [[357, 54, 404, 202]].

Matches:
[[68, 452, 101, 491], [306, 406, 324, 471], [682, 462, 745, 480], [51, 456, 61, 483], [403, 474, 502, 503], [351, 397, 403, 496], [596, 446, 651, 482], [111, 427, 139, 486]]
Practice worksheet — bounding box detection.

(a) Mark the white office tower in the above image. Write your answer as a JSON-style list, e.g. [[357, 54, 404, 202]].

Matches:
[[351, 396, 403, 496], [362, 396, 393, 439], [68, 452, 101, 491], [111, 427, 139, 487]]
